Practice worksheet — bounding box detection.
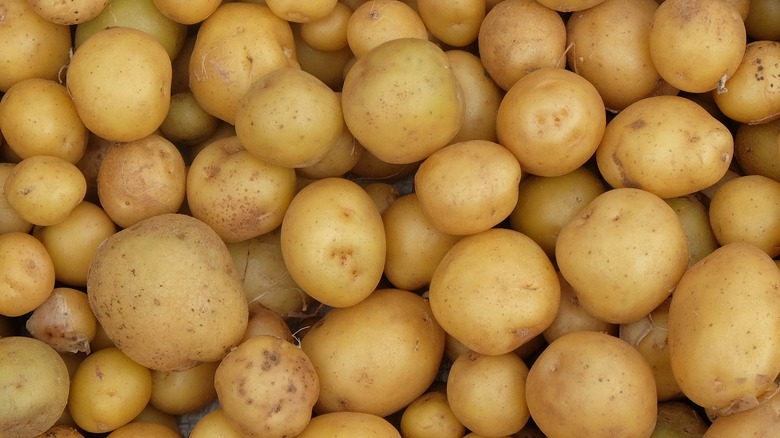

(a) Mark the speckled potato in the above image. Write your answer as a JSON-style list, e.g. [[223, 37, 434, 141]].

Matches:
[[400, 391, 465, 438], [0, 231, 55, 317], [346, 0, 428, 58]]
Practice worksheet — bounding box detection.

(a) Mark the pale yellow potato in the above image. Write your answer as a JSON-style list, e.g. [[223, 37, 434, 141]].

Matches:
[[745, 0, 780, 40], [242, 304, 295, 343], [0, 336, 70, 438], [299, 2, 352, 51], [280, 177, 385, 308], [33, 425, 85, 438], [106, 422, 181, 438], [342, 37, 464, 164], [704, 391, 780, 437], [235, 67, 343, 168], [266, 0, 338, 22], [68, 347, 152, 434], [27, 0, 108, 24], [188, 2, 299, 124], [295, 412, 401, 437], [668, 242, 780, 416], [429, 228, 560, 356], [67, 27, 171, 142], [215, 335, 319, 438], [382, 193, 462, 291], [649, 0, 746, 93], [159, 91, 220, 145], [445, 49, 503, 144], [130, 404, 178, 431], [346, 0, 428, 58], [349, 145, 420, 181], [566, 0, 663, 112], [25, 287, 97, 355], [399, 391, 465, 438], [536, 0, 605, 11], [0, 231, 55, 317], [497, 67, 605, 177], [708, 174, 780, 257], [447, 352, 530, 437], [596, 95, 734, 199], [664, 196, 719, 266], [189, 408, 243, 438], [735, 118, 780, 181], [414, 140, 522, 235], [526, 331, 658, 438], [0, 163, 33, 234], [186, 136, 297, 242], [150, 361, 219, 416], [543, 271, 617, 344], [0, 78, 88, 163], [296, 122, 364, 179], [32, 201, 117, 287], [293, 25, 355, 91], [0, 0, 71, 92], [477, 0, 567, 90], [417, 0, 485, 47], [152, 0, 222, 25], [87, 214, 249, 371], [300, 289, 445, 416], [361, 182, 400, 214], [555, 188, 689, 324]]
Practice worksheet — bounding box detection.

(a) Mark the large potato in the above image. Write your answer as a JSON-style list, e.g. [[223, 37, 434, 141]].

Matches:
[[668, 242, 780, 416], [87, 214, 249, 371], [596, 95, 734, 199], [295, 412, 401, 437]]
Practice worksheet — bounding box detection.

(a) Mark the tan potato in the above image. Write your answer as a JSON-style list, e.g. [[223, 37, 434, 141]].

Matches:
[[0, 0, 71, 92], [27, 0, 108, 25], [414, 140, 522, 235], [0, 78, 88, 163], [537, 0, 605, 11], [131, 404, 178, 431], [349, 147, 419, 181], [158, 91, 220, 145], [664, 196, 719, 267], [346, 0, 428, 58], [301, 289, 445, 416], [33, 425, 85, 438], [280, 177, 386, 308], [744, 0, 780, 40], [189, 408, 243, 438], [555, 188, 689, 324], [293, 25, 355, 91], [106, 422, 181, 438], [97, 134, 186, 228], [299, 2, 352, 51], [296, 121, 364, 180], [708, 174, 780, 257], [0, 231, 55, 317], [497, 67, 605, 177], [152, 0, 222, 25], [477, 0, 567, 91], [360, 182, 400, 214], [668, 242, 780, 416], [0, 163, 33, 234], [25, 287, 97, 355], [242, 304, 295, 343], [543, 271, 617, 344], [0, 336, 70, 438], [416, 0, 485, 47], [735, 118, 780, 181], [400, 391, 465, 438], [266, 0, 338, 22], [596, 95, 734, 199], [447, 352, 530, 436], [87, 214, 249, 371], [150, 361, 219, 415], [526, 331, 658, 438], [445, 50, 504, 144], [186, 136, 297, 242], [215, 335, 319, 438], [74, 133, 120, 205], [429, 228, 560, 356], [188, 2, 299, 124], [295, 411, 401, 437], [704, 391, 780, 437]]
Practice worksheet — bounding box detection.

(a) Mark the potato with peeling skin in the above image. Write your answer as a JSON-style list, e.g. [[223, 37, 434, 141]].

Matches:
[[26, 287, 97, 355]]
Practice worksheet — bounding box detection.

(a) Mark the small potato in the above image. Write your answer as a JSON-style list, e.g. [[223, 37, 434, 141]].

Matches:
[[361, 182, 400, 214], [106, 422, 181, 438], [445, 50, 503, 144], [0, 163, 33, 234], [74, 133, 120, 205], [280, 177, 386, 308], [400, 391, 465, 438], [555, 188, 689, 324], [25, 287, 97, 355], [414, 140, 522, 235], [215, 335, 319, 438], [596, 95, 734, 199], [744, 0, 780, 40], [159, 91, 220, 145], [4, 155, 87, 227], [186, 136, 297, 242], [447, 352, 530, 437], [704, 392, 780, 437], [536, 0, 605, 11], [496, 67, 606, 177], [0, 336, 70, 438], [664, 196, 719, 267], [68, 347, 152, 434], [429, 228, 560, 356], [299, 2, 352, 51], [652, 401, 709, 437], [296, 123, 364, 180], [131, 404, 178, 431], [346, 0, 428, 58], [33, 425, 85, 438], [477, 0, 567, 90], [417, 0, 485, 47], [543, 271, 617, 344], [295, 411, 401, 437], [526, 331, 658, 438], [0, 231, 55, 317], [152, 0, 222, 25], [349, 147, 419, 181], [735, 118, 780, 181], [150, 361, 219, 416], [266, 0, 338, 22], [189, 408, 243, 438], [27, 0, 108, 25], [242, 305, 295, 343], [293, 26, 355, 91]]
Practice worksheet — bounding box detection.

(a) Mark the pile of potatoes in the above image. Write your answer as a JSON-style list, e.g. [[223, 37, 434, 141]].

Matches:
[[1, 0, 780, 437]]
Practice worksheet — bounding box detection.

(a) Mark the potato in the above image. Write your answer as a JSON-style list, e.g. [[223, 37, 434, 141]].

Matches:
[[735, 118, 780, 181], [188, 2, 299, 124], [543, 271, 617, 344], [649, 0, 746, 93], [652, 401, 709, 437], [33, 425, 85, 438], [150, 361, 219, 415], [214, 335, 319, 438], [0, 231, 55, 317], [0, 163, 33, 234], [477, 0, 567, 90], [299, 2, 351, 51], [106, 422, 181, 438], [0, 0, 72, 92], [25, 287, 97, 355], [496, 67, 606, 177], [152, 0, 222, 25], [360, 181, 400, 214], [414, 140, 522, 235], [0, 336, 70, 438], [68, 347, 152, 434], [97, 134, 186, 228], [159, 91, 220, 145], [445, 50, 503, 144], [87, 213, 249, 371], [555, 188, 689, 324], [399, 391, 465, 438], [447, 352, 530, 437], [131, 404, 178, 431], [235, 67, 344, 169], [293, 25, 355, 91], [189, 408, 243, 438], [295, 411, 401, 437], [296, 120, 364, 180], [266, 0, 338, 22], [704, 391, 780, 437], [537, 0, 605, 11], [346, 0, 428, 58], [26, 0, 108, 25], [186, 136, 297, 242], [74, 133, 119, 205], [242, 304, 295, 343], [566, 0, 664, 112], [0, 78, 88, 163], [349, 147, 419, 181], [341, 37, 464, 164], [526, 331, 658, 438], [416, 0, 485, 47], [744, 0, 780, 40], [280, 177, 385, 308], [664, 196, 719, 268], [429, 228, 560, 356], [708, 174, 780, 257], [301, 289, 445, 416], [713, 40, 780, 125], [596, 95, 734, 199]]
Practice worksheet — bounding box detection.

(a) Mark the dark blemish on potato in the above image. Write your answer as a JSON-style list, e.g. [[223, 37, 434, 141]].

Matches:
[[627, 119, 646, 130], [287, 383, 297, 394]]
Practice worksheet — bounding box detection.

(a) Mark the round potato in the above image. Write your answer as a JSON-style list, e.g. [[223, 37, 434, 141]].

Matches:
[[0, 231, 55, 317], [296, 121, 364, 180], [299, 2, 351, 52], [266, 0, 338, 22], [295, 412, 401, 437], [280, 177, 385, 308], [150, 361, 219, 416], [735, 118, 780, 181], [543, 271, 617, 344], [25, 287, 97, 355], [158, 91, 220, 145], [445, 49, 504, 144], [400, 391, 465, 438], [555, 188, 689, 324], [106, 422, 181, 438], [27, 0, 108, 25], [152, 0, 222, 25], [429, 228, 560, 356], [189, 408, 243, 438], [417, 0, 485, 47], [346, 0, 428, 58]]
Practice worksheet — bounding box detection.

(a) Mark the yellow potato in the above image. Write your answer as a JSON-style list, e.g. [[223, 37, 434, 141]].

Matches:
[[295, 411, 401, 437], [152, 0, 222, 25], [150, 361, 219, 416], [704, 391, 780, 437], [555, 188, 689, 324], [33, 425, 85, 438], [266, 0, 338, 22], [27, 0, 108, 25], [242, 304, 295, 343], [299, 2, 352, 51], [295, 121, 364, 180], [445, 49, 503, 144], [346, 0, 428, 58], [106, 423, 180, 437], [735, 118, 780, 181], [543, 271, 617, 344], [399, 391, 465, 438], [25, 287, 97, 355], [0, 231, 55, 317], [293, 25, 355, 91], [664, 196, 719, 267], [158, 91, 220, 145], [744, 0, 780, 40], [280, 177, 386, 308], [596, 95, 734, 199], [536, 0, 605, 11], [360, 182, 400, 214], [429, 228, 560, 356], [0, 163, 33, 234], [416, 0, 485, 47], [189, 408, 243, 438]]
